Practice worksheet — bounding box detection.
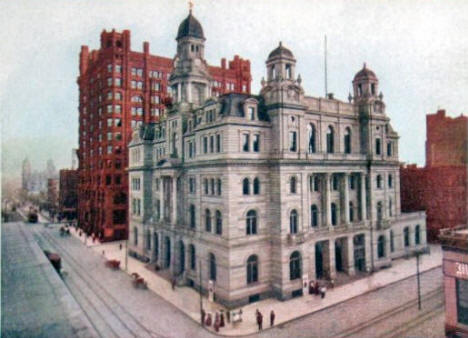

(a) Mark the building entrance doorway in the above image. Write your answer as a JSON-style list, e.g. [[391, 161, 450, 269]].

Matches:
[[315, 242, 323, 279], [164, 236, 171, 269], [353, 234, 366, 272], [335, 239, 345, 272], [177, 240, 185, 274]]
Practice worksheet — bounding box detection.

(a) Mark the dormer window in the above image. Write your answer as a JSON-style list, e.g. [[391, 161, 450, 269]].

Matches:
[[248, 107, 255, 120], [371, 83, 376, 95], [358, 84, 362, 96]]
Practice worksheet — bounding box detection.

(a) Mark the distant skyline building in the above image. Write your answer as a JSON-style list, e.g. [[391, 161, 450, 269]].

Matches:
[[77, 21, 252, 240], [21, 157, 31, 191], [400, 109, 468, 241], [128, 10, 427, 307], [21, 157, 58, 194]]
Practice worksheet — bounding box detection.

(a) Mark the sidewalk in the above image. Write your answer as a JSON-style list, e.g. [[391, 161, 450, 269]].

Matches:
[[69, 226, 442, 336]]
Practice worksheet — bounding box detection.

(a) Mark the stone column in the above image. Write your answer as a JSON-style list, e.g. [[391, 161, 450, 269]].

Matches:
[[324, 173, 331, 227], [187, 82, 192, 103], [177, 83, 181, 102], [159, 177, 165, 221], [328, 240, 336, 280], [172, 176, 177, 225], [346, 236, 355, 276], [360, 173, 367, 221], [343, 173, 350, 225]]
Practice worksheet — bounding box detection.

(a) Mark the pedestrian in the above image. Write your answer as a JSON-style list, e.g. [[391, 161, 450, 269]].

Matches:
[[201, 309, 206, 326], [214, 312, 220, 332], [257, 311, 263, 330], [320, 285, 327, 299], [119, 243, 122, 250], [171, 277, 176, 290], [314, 281, 320, 295], [330, 279, 335, 289], [270, 310, 275, 327], [220, 310, 225, 327], [226, 309, 230, 323]]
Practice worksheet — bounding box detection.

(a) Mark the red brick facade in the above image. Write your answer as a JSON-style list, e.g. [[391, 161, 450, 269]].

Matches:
[[59, 169, 78, 220], [400, 110, 468, 242], [77, 29, 251, 241]]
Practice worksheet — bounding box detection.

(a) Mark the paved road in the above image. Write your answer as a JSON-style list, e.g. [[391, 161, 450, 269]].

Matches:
[[28, 221, 444, 338], [30, 223, 215, 338], [253, 267, 444, 337]]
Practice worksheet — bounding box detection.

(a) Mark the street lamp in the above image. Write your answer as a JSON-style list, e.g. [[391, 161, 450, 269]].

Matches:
[[415, 248, 426, 310]]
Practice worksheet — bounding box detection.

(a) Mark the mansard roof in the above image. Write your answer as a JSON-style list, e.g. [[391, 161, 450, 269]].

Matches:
[[218, 93, 270, 121]]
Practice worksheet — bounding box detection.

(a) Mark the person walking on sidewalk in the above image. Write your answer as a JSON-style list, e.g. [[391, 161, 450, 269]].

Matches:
[[256, 311, 263, 330], [320, 285, 327, 299], [270, 310, 275, 327], [171, 276, 176, 290]]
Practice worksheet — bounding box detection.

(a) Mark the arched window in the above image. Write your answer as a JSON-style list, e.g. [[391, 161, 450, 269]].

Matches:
[[189, 204, 196, 228], [190, 244, 196, 270], [243, 178, 250, 195], [326, 126, 334, 153], [377, 175, 382, 189], [311, 205, 319, 227], [253, 177, 260, 195], [289, 251, 302, 280], [209, 253, 216, 281], [349, 201, 354, 222], [404, 227, 410, 247], [378, 235, 386, 258], [290, 176, 297, 194], [247, 255, 258, 284], [344, 127, 352, 154], [377, 201, 383, 221], [246, 210, 257, 235], [390, 230, 394, 252], [205, 209, 211, 232], [215, 210, 222, 235], [388, 174, 393, 188], [331, 203, 337, 226], [415, 225, 421, 245], [307, 124, 316, 153], [290, 209, 298, 234]]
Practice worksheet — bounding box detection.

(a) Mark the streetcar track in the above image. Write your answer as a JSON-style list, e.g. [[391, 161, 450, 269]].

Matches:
[[34, 227, 164, 338], [336, 286, 443, 337]]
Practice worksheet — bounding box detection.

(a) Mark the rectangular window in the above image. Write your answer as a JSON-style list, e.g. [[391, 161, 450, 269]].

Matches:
[[115, 78, 121, 87], [107, 105, 113, 113], [216, 134, 221, 153], [107, 118, 113, 127], [107, 132, 112, 141], [115, 65, 122, 73], [131, 80, 136, 89], [107, 64, 112, 73], [248, 107, 255, 120], [209, 135, 214, 153], [107, 78, 112, 87], [387, 142, 392, 156], [289, 131, 297, 152], [253, 134, 260, 152], [203, 136, 208, 154], [457, 278, 468, 325], [375, 138, 381, 155], [242, 134, 250, 152], [115, 105, 121, 113], [131, 67, 137, 76]]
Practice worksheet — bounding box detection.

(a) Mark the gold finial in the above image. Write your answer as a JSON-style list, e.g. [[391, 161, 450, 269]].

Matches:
[[189, 0, 194, 13]]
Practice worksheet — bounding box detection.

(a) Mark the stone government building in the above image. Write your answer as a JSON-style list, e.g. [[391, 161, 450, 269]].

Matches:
[[128, 10, 428, 307]]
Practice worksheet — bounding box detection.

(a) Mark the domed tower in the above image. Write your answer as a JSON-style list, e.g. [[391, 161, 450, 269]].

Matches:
[[169, 9, 212, 107], [352, 63, 386, 156], [260, 42, 303, 105]]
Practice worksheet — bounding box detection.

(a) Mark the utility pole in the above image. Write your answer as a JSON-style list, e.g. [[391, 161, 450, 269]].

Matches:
[[125, 239, 128, 272], [199, 259, 203, 324], [324, 35, 328, 97], [416, 252, 421, 310]]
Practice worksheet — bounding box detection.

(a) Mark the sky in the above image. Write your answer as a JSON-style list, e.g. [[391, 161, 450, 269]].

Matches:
[[1, 0, 468, 185]]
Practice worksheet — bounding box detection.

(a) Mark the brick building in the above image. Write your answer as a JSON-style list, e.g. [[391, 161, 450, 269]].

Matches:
[[77, 22, 251, 241], [400, 110, 468, 241], [440, 226, 468, 337], [59, 169, 79, 220]]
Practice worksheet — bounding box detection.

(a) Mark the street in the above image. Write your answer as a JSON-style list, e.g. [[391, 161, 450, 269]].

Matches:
[[30, 223, 216, 338], [27, 220, 445, 338]]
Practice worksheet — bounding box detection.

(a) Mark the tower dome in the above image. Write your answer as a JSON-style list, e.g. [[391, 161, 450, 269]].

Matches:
[[353, 63, 377, 81], [268, 42, 295, 60], [176, 11, 205, 40]]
